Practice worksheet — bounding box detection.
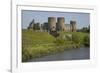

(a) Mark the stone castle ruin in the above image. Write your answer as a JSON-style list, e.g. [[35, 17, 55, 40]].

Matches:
[[28, 17, 77, 32]]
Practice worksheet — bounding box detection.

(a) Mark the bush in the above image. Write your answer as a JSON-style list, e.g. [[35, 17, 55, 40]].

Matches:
[[65, 34, 72, 41], [54, 34, 67, 45], [72, 34, 80, 44], [22, 48, 30, 62], [55, 38, 65, 45], [83, 35, 90, 47]]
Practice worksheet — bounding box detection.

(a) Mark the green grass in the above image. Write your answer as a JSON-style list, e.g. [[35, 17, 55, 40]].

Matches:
[[22, 29, 90, 62]]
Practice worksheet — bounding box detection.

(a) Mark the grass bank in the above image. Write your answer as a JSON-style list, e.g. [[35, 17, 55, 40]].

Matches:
[[22, 29, 90, 62]]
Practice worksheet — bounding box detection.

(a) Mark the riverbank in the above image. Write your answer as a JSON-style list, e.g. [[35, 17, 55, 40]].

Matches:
[[27, 47, 90, 62], [22, 29, 90, 62]]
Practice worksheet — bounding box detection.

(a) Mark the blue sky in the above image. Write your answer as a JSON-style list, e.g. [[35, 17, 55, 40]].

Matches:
[[22, 10, 90, 29]]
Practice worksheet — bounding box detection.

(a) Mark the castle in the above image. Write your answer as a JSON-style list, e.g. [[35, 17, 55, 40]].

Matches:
[[28, 17, 77, 32]]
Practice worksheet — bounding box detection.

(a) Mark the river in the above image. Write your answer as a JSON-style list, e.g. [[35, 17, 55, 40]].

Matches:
[[28, 47, 90, 62]]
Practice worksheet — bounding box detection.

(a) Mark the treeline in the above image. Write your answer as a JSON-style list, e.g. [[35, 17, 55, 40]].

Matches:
[[77, 26, 90, 33]]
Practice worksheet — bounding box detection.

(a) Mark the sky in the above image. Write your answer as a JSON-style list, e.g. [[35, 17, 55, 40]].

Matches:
[[21, 10, 90, 29]]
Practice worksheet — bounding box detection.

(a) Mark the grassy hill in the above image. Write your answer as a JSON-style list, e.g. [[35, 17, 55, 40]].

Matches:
[[22, 29, 90, 62]]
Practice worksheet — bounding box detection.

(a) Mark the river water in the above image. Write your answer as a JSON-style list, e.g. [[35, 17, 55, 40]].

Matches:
[[28, 47, 90, 62]]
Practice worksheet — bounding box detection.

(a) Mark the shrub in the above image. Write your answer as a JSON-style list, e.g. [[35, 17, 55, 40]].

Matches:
[[22, 48, 30, 62], [55, 38, 65, 45], [65, 34, 72, 41], [72, 34, 80, 44], [54, 34, 67, 45], [83, 35, 90, 47]]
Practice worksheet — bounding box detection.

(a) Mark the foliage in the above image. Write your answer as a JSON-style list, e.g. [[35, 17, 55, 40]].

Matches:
[[72, 33, 80, 44], [83, 34, 90, 47], [77, 26, 90, 33]]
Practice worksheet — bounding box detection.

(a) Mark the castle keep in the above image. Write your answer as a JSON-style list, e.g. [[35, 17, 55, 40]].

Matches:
[[28, 17, 77, 32]]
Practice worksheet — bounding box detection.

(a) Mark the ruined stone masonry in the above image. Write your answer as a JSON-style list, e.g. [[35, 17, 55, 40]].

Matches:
[[28, 17, 77, 32]]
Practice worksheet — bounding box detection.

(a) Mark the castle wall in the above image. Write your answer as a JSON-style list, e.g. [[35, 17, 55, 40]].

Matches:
[[65, 24, 71, 32]]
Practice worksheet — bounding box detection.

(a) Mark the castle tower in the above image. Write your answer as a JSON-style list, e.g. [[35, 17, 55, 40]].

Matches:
[[70, 20, 77, 32], [57, 17, 67, 31], [48, 17, 56, 31]]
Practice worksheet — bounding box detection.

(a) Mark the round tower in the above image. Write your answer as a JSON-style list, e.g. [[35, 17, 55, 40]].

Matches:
[[70, 20, 77, 32], [48, 17, 56, 31], [57, 17, 67, 31]]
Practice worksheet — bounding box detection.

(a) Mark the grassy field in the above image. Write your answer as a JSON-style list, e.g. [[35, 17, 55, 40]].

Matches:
[[22, 29, 90, 62]]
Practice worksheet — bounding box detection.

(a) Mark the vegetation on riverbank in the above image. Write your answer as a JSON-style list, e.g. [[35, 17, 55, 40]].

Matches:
[[22, 29, 90, 62]]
